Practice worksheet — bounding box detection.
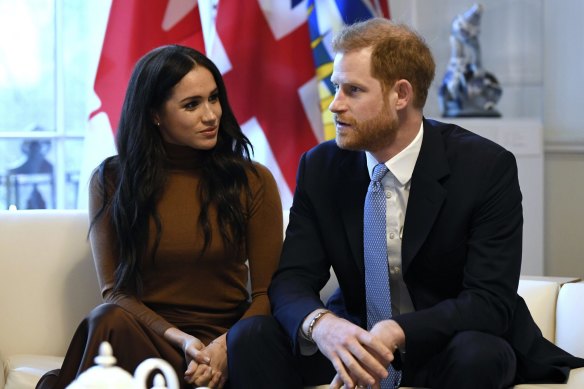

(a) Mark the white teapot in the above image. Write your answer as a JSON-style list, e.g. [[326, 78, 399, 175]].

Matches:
[[66, 341, 180, 389]]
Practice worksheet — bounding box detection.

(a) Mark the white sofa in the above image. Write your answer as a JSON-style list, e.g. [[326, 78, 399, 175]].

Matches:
[[0, 210, 583, 389]]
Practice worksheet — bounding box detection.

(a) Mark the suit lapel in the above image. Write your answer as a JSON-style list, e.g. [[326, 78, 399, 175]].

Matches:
[[332, 119, 450, 275], [402, 120, 450, 273], [336, 151, 369, 274]]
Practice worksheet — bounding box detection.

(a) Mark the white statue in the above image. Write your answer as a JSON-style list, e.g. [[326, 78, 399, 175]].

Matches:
[[438, 3, 502, 117]]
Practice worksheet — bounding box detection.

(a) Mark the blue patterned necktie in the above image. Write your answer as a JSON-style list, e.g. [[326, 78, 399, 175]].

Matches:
[[364, 163, 401, 389]]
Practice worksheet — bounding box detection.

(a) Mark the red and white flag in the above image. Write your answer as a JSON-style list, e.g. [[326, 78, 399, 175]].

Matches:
[[81, 0, 390, 210], [200, 0, 323, 209], [202, 1, 390, 209], [78, 0, 205, 208]]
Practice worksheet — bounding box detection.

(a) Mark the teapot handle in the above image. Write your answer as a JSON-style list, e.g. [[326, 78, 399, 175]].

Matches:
[[134, 358, 180, 389]]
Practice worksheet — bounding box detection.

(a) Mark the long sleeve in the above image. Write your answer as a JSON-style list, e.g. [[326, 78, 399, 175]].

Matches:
[[88, 169, 175, 337], [88, 157, 283, 344], [240, 163, 283, 319]]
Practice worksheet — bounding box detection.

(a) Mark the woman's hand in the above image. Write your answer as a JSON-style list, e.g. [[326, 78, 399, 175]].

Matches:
[[182, 335, 208, 364], [184, 334, 228, 388], [164, 327, 214, 387], [164, 327, 210, 365], [184, 360, 221, 388], [205, 334, 228, 388]]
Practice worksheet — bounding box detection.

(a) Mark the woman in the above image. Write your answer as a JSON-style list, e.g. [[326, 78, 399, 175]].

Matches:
[[36, 45, 282, 389]]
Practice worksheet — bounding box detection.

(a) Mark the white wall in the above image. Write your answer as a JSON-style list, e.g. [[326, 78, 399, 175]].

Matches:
[[542, 1, 584, 277], [543, 0, 584, 145], [545, 153, 584, 277], [390, 0, 584, 277], [390, 0, 544, 119]]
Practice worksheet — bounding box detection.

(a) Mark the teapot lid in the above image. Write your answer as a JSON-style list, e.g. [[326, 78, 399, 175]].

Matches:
[[66, 341, 135, 389]]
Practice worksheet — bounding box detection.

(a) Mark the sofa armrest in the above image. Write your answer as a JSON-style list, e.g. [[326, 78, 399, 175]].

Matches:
[[556, 282, 584, 358], [517, 279, 560, 343], [1, 355, 6, 389], [0, 210, 102, 358]]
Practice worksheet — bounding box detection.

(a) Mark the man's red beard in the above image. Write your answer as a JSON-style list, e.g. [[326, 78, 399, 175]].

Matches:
[[334, 110, 398, 153]]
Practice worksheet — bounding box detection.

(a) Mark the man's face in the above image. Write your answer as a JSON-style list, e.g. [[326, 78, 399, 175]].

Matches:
[[329, 47, 398, 154]]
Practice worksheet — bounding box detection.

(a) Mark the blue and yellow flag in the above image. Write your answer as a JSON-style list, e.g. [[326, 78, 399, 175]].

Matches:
[[306, 0, 391, 139]]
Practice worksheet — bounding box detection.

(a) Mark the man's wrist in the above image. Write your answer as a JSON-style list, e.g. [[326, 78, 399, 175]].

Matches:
[[301, 309, 332, 342]]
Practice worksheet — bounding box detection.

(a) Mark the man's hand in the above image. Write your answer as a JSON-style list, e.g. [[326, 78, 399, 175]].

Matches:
[[321, 320, 405, 389], [311, 314, 394, 388], [369, 320, 405, 355]]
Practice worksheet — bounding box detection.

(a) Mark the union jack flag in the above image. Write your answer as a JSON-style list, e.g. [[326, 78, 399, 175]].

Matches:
[[203, 0, 390, 208]]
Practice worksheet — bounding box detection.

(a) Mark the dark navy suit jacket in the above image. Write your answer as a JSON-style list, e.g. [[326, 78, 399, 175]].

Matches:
[[269, 118, 584, 383]]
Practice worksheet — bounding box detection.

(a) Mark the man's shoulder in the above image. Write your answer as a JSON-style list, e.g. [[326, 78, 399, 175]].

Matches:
[[306, 139, 340, 156], [425, 118, 509, 157]]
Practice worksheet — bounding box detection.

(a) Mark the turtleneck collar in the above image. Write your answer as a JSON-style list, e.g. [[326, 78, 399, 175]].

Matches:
[[162, 141, 205, 170]]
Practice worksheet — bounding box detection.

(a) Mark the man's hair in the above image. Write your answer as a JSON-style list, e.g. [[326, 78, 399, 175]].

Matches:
[[332, 18, 435, 108]]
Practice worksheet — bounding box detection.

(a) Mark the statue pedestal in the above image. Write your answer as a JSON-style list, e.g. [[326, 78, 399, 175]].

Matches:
[[449, 118, 544, 276]]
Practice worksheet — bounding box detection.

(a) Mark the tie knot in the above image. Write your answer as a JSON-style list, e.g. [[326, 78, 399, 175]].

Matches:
[[371, 163, 388, 183]]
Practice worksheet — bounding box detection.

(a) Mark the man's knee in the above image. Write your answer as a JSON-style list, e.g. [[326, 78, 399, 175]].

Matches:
[[442, 331, 516, 387], [228, 315, 284, 354], [449, 331, 515, 368], [227, 315, 302, 387]]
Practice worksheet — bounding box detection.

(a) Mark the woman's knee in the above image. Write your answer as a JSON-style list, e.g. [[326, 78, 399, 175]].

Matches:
[[86, 303, 133, 332]]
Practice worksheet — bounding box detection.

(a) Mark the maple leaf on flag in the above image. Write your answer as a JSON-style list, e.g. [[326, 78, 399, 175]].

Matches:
[[91, 0, 205, 134], [79, 0, 205, 208]]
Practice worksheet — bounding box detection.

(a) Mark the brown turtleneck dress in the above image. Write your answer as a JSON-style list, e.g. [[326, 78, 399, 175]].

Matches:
[[36, 143, 283, 389]]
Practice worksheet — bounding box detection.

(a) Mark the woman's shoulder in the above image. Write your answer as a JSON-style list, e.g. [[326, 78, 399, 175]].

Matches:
[[245, 161, 281, 200], [247, 161, 277, 186], [89, 156, 120, 191], [245, 161, 282, 213], [249, 160, 272, 175]]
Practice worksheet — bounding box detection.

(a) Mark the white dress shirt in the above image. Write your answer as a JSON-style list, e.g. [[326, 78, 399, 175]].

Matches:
[[365, 122, 424, 315], [298, 123, 424, 354]]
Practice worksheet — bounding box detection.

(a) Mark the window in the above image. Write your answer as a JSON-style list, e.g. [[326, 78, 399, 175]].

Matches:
[[0, 0, 110, 209]]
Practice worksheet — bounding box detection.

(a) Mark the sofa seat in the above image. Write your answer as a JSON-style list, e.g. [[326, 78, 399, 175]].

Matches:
[[2, 356, 64, 389], [1, 210, 583, 389]]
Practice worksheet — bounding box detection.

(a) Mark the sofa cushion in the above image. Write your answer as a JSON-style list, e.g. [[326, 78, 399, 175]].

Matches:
[[3, 355, 63, 389], [514, 367, 584, 388], [305, 369, 584, 389], [517, 280, 559, 343]]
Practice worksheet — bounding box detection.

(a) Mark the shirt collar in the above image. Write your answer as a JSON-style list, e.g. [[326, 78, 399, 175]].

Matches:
[[366, 122, 424, 186]]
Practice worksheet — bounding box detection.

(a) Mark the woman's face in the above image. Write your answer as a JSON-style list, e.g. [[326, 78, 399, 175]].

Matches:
[[155, 65, 222, 150]]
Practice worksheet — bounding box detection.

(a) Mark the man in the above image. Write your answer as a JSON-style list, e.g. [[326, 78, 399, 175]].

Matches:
[[227, 18, 584, 389]]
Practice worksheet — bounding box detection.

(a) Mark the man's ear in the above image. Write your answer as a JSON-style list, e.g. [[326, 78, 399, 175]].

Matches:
[[394, 79, 413, 110]]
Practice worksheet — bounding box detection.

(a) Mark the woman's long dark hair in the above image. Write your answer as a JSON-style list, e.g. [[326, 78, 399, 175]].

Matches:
[[91, 45, 254, 296]]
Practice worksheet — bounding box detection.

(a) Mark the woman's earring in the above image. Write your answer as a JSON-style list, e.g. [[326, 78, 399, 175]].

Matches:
[[156, 122, 160, 127]]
